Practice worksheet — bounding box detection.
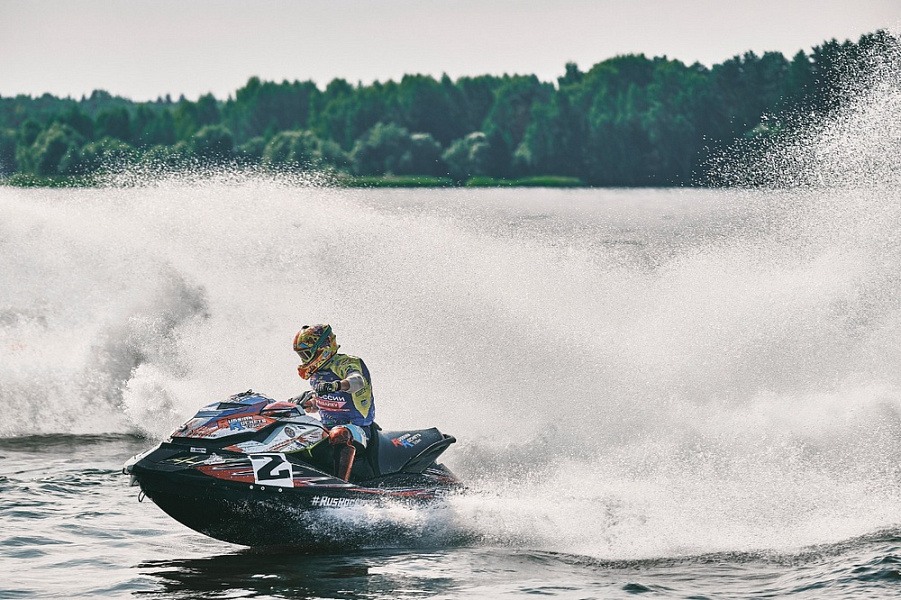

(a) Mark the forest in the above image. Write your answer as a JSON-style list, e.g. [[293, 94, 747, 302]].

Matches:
[[0, 30, 896, 187]]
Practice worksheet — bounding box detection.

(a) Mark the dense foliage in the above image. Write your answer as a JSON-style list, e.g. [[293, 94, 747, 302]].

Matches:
[[1, 31, 895, 186]]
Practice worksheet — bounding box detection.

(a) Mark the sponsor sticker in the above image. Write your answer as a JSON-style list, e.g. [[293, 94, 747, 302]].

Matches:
[[224, 415, 269, 431], [391, 433, 422, 448], [315, 398, 347, 410], [310, 496, 361, 508]]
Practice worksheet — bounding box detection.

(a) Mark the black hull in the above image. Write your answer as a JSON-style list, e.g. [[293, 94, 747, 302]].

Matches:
[[132, 464, 459, 547], [123, 394, 461, 547]]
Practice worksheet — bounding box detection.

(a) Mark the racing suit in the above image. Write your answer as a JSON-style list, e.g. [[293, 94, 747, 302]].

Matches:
[[309, 353, 375, 434]]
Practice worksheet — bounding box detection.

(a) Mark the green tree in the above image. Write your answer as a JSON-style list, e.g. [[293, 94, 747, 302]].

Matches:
[[225, 77, 319, 142], [95, 107, 131, 143], [60, 137, 134, 175], [188, 124, 234, 162], [133, 105, 177, 147], [262, 130, 347, 170], [311, 79, 355, 148], [141, 142, 193, 170], [172, 95, 221, 141], [518, 63, 588, 177], [0, 128, 17, 175], [57, 106, 94, 140], [237, 136, 267, 163], [263, 130, 318, 168], [642, 59, 710, 182], [146, 108, 177, 146], [482, 75, 553, 177], [18, 119, 41, 146], [350, 122, 414, 175], [442, 132, 490, 182], [195, 94, 221, 127], [18, 123, 85, 175], [395, 74, 457, 145], [455, 75, 504, 134], [400, 133, 443, 175], [580, 55, 656, 185]]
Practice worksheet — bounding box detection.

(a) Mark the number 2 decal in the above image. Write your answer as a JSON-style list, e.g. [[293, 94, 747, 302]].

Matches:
[[248, 453, 294, 487]]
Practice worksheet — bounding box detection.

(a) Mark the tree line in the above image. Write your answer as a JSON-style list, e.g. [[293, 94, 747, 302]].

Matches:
[[0, 30, 896, 186]]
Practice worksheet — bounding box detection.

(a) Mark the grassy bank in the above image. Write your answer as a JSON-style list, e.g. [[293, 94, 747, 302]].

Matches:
[[336, 175, 455, 188], [464, 176, 586, 187], [1, 173, 100, 187], [337, 174, 587, 188], [2, 173, 590, 189]]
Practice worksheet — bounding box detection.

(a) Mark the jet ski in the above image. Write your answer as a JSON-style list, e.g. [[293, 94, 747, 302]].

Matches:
[[123, 390, 460, 547]]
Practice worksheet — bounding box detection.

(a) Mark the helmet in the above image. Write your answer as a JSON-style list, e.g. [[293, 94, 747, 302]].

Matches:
[[293, 324, 338, 379]]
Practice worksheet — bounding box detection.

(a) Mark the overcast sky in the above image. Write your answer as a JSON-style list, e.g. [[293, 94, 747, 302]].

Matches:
[[1, 0, 898, 101]]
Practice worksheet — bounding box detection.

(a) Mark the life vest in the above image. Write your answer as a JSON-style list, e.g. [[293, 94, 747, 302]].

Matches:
[[309, 354, 375, 427]]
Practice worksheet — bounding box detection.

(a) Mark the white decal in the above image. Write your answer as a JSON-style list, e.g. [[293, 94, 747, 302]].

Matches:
[[248, 453, 294, 487], [311, 496, 361, 508]]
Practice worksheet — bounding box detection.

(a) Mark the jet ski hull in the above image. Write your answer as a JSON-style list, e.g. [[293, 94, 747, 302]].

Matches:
[[124, 391, 461, 547], [127, 441, 460, 547]]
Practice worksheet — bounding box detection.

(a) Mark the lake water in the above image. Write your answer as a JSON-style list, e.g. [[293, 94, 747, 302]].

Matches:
[[3, 159, 901, 600]]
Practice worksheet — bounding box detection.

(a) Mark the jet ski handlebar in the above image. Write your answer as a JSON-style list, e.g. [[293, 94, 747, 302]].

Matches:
[[288, 390, 315, 408]]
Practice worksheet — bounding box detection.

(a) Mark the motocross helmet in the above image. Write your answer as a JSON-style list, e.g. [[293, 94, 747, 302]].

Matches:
[[294, 324, 339, 379]]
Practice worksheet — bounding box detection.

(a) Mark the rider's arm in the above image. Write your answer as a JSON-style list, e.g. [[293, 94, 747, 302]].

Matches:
[[309, 372, 366, 396], [338, 371, 366, 394]]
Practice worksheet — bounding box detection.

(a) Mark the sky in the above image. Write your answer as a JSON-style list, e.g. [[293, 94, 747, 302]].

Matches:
[[1, 0, 899, 101]]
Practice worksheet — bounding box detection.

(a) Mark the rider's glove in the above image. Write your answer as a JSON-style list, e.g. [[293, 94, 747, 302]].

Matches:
[[289, 390, 314, 405], [314, 380, 341, 395]]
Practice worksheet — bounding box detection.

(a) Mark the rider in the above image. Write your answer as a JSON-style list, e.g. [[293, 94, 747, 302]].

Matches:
[[292, 324, 375, 480]]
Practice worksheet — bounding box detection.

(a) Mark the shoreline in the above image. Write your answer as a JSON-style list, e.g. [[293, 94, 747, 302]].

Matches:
[[0, 173, 688, 189]]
